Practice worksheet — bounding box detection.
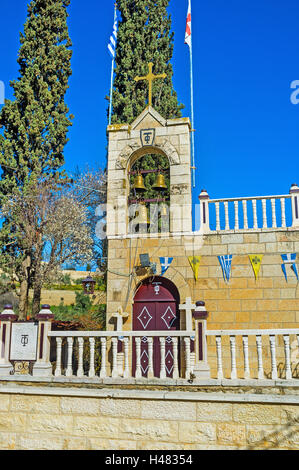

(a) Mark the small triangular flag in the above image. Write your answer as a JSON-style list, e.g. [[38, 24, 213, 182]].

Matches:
[[218, 255, 233, 283], [159, 257, 173, 276], [281, 253, 299, 281], [188, 256, 201, 281], [249, 254, 263, 280]]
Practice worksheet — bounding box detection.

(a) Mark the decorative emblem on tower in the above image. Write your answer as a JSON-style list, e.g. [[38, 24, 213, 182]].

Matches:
[[134, 62, 167, 108], [140, 128, 155, 147]]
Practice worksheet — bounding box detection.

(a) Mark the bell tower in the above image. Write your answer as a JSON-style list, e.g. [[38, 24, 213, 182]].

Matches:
[[106, 110, 192, 237], [105, 63, 193, 325]]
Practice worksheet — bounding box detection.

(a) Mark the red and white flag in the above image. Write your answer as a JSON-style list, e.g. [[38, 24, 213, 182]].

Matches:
[[185, 0, 191, 48]]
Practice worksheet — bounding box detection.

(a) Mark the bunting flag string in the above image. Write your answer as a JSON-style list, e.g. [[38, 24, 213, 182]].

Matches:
[[281, 253, 299, 281], [188, 256, 201, 281], [218, 255, 233, 283], [249, 254, 263, 281], [159, 257, 173, 276]]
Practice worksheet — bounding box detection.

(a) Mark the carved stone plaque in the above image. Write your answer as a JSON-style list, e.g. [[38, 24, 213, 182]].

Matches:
[[10, 323, 38, 361], [140, 128, 155, 147]]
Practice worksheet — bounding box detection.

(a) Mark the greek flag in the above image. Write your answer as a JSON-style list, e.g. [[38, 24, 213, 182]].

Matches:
[[218, 255, 233, 283], [160, 257, 173, 276], [281, 253, 298, 281], [108, 15, 118, 58]]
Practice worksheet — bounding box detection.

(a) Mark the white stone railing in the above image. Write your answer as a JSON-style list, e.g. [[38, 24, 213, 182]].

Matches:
[[48, 330, 195, 380], [198, 184, 299, 233], [206, 328, 299, 381]]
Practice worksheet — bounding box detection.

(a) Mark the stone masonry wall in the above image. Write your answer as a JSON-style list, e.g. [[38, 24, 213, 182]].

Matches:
[[0, 384, 297, 450], [106, 228, 299, 377]]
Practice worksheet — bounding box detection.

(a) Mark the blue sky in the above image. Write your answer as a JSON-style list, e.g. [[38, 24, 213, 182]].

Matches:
[[0, 0, 298, 207]]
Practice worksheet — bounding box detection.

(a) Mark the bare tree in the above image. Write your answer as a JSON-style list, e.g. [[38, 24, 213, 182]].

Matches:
[[1, 171, 106, 318]]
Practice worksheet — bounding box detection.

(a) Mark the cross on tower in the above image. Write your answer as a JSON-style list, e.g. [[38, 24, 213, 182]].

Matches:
[[134, 62, 167, 108]]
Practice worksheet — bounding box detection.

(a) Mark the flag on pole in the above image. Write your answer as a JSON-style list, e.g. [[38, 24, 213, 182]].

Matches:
[[160, 257, 173, 276], [184, 0, 196, 188], [185, 0, 192, 48], [108, 13, 118, 58]]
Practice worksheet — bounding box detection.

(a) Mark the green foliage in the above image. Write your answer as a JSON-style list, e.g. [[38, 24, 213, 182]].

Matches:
[[51, 291, 106, 327], [112, 0, 183, 124], [0, 0, 73, 316]]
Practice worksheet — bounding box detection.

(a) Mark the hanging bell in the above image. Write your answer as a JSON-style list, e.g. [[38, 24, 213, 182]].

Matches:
[[132, 173, 146, 191], [136, 204, 150, 225], [153, 172, 167, 190], [160, 203, 168, 217]]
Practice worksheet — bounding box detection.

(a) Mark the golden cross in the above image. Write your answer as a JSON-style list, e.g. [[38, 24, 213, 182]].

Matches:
[[134, 62, 167, 108]]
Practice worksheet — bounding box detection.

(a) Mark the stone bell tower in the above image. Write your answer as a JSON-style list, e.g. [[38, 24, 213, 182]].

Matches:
[[105, 63, 193, 326]]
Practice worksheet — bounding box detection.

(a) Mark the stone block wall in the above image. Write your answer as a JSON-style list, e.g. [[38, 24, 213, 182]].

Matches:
[[106, 228, 299, 377], [0, 384, 297, 450]]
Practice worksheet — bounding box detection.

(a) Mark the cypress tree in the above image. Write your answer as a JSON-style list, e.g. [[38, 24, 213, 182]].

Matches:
[[111, 0, 183, 124], [0, 0, 73, 317]]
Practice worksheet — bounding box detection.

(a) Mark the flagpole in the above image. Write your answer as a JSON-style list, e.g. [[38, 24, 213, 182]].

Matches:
[[189, 0, 196, 188], [108, 3, 117, 126]]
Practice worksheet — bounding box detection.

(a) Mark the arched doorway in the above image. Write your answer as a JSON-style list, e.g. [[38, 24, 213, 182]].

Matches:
[[132, 276, 180, 378]]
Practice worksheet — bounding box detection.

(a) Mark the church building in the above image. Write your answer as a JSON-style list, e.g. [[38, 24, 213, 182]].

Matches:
[[105, 63, 299, 380]]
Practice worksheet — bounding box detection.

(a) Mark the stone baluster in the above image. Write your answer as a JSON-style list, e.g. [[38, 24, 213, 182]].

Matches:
[[159, 337, 166, 379], [252, 199, 258, 229], [123, 337, 130, 378], [256, 335, 264, 379], [271, 198, 277, 228], [65, 337, 73, 377], [55, 337, 62, 377], [184, 337, 191, 379], [283, 335, 292, 380], [77, 337, 84, 378], [242, 335, 250, 379], [269, 335, 278, 380], [147, 337, 154, 379], [290, 183, 299, 228], [111, 337, 118, 378], [198, 189, 210, 234], [224, 201, 229, 230], [215, 336, 223, 379], [0, 305, 18, 376], [242, 199, 248, 229], [262, 198, 267, 228], [215, 202, 220, 230], [230, 336, 237, 379], [88, 337, 95, 378], [135, 337, 142, 378], [172, 337, 179, 379], [234, 200, 239, 230], [33, 305, 54, 377], [100, 337, 107, 378], [280, 198, 286, 228]]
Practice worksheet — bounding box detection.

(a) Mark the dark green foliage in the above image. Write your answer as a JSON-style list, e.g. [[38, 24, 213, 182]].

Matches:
[[0, 0, 73, 317], [111, 0, 183, 124]]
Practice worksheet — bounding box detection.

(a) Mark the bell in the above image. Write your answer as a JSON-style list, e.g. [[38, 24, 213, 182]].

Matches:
[[132, 173, 146, 191], [153, 172, 167, 190], [160, 203, 168, 217], [136, 204, 150, 225]]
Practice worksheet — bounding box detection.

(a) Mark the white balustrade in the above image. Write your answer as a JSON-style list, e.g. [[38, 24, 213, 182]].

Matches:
[[206, 329, 299, 381], [47, 328, 299, 382], [203, 193, 292, 232]]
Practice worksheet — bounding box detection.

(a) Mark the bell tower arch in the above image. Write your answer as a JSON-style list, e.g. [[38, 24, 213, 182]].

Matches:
[[106, 105, 192, 238]]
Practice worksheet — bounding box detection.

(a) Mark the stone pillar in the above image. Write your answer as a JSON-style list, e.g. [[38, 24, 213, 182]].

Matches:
[[290, 183, 299, 228], [32, 305, 54, 377], [0, 305, 18, 376], [192, 301, 210, 379], [112, 307, 129, 377], [198, 189, 210, 234]]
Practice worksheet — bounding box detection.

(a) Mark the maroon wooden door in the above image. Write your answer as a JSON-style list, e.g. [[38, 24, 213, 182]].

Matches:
[[132, 278, 180, 378]]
